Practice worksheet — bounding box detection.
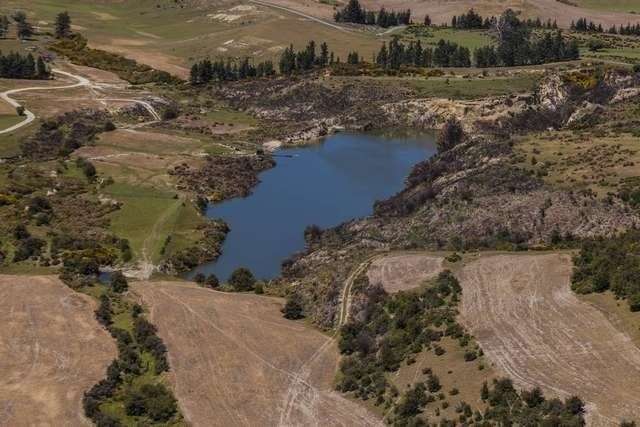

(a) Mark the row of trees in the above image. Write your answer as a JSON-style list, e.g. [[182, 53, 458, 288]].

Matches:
[[572, 17, 640, 36], [475, 30, 579, 67], [0, 10, 34, 40], [0, 51, 49, 79], [334, 0, 411, 28], [279, 41, 333, 74], [571, 18, 604, 33], [451, 9, 559, 31], [572, 230, 640, 312], [451, 9, 493, 29], [189, 57, 275, 84], [491, 10, 579, 67], [193, 10, 582, 83], [373, 31, 577, 70], [375, 38, 470, 69], [0, 10, 71, 40]]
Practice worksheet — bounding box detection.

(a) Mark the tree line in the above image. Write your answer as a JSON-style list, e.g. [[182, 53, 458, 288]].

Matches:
[[0, 10, 72, 40], [279, 41, 333, 74], [189, 57, 275, 84], [484, 9, 579, 67], [334, 0, 411, 28], [572, 230, 640, 312], [0, 12, 33, 40], [571, 17, 640, 36], [0, 51, 49, 79], [192, 9, 582, 85], [475, 29, 579, 67], [451, 8, 493, 29]]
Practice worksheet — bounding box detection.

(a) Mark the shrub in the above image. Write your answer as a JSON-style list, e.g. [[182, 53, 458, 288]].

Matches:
[[437, 117, 465, 152], [95, 295, 112, 326], [110, 271, 128, 293], [464, 350, 478, 362], [193, 273, 205, 285], [282, 293, 305, 319], [629, 293, 640, 312], [204, 274, 219, 288], [125, 384, 177, 422], [229, 267, 256, 291]]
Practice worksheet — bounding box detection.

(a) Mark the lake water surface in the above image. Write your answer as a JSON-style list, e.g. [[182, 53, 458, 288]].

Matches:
[[191, 132, 437, 281]]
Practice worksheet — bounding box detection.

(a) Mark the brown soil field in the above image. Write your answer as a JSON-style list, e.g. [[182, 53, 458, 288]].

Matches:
[[0, 275, 116, 426], [366, 253, 443, 293], [133, 281, 382, 427], [458, 254, 640, 426]]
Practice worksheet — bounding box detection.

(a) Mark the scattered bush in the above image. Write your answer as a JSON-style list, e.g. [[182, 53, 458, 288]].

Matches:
[[228, 267, 256, 291], [282, 293, 305, 319], [125, 384, 177, 422]]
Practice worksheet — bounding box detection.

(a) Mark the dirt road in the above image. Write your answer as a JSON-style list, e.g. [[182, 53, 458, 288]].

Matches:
[[0, 275, 116, 426], [134, 281, 381, 427], [248, 0, 352, 32], [0, 70, 89, 135], [458, 254, 640, 426], [0, 68, 161, 135]]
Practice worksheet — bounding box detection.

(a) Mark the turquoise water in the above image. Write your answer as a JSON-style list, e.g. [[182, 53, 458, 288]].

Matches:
[[191, 132, 437, 281]]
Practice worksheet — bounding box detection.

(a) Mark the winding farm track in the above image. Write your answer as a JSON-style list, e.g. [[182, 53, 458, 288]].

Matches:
[[0, 68, 161, 135], [248, 0, 352, 32], [134, 282, 382, 427], [458, 254, 640, 426], [0, 70, 89, 135], [338, 255, 381, 327]]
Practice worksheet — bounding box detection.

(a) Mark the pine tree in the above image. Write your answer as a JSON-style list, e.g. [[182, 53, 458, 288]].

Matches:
[[16, 19, 33, 40], [36, 56, 48, 78], [319, 42, 329, 66], [55, 11, 72, 39], [376, 42, 388, 67], [0, 16, 9, 39]]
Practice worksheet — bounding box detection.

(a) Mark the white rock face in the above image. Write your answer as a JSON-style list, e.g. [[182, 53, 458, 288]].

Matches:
[[538, 73, 569, 111]]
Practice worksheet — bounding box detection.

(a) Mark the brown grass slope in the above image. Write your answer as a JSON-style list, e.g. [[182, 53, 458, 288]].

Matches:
[[133, 281, 382, 427], [459, 254, 640, 426], [286, 0, 640, 27], [0, 275, 117, 427]]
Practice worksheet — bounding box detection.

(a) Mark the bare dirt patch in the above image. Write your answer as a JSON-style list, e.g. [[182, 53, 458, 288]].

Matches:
[[458, 253, 640, 426], [0, 275, 116, 426], [366, 253, 443, 293], [133, 281, 382, 427]]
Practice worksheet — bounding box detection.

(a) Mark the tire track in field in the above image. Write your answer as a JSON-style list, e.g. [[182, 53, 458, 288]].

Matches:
[[458, 254, 640, 426]]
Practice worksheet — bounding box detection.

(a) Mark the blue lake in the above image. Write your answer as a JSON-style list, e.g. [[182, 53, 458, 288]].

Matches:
[[191, 132, 437, 281]]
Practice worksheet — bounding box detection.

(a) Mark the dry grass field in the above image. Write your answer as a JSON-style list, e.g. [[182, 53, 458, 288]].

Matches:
[[515, 131, 640, 197], [352, 0, 640, 27], [133, 281, 382, 427], [366, 253, 443, 293], [0, 275, 116, 426], [458, 253, 640, 426]]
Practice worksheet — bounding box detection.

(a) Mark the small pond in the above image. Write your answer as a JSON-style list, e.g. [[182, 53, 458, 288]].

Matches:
[[190, 131, 437, 281]]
